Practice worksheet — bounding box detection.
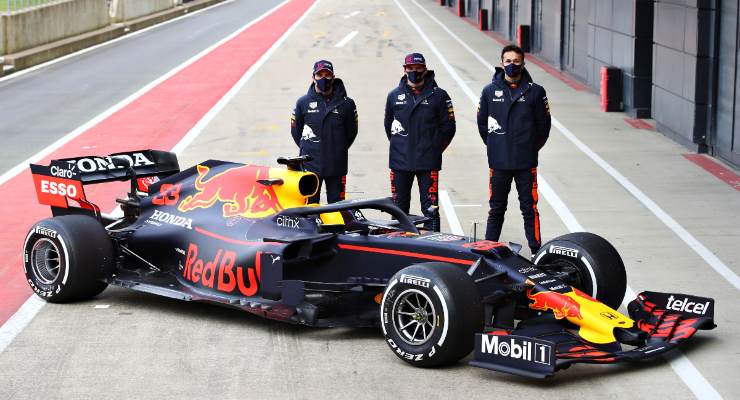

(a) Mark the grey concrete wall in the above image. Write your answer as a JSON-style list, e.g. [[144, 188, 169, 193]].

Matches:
[[491, 0, 513, 40], [112, 0, 179, 23], [533, 0, 561, 66], [1, 0, 110, 54], [0, 17, 4, 59], [585, 0, 653, 117], [714, 0, 740, 166], [652, 0, 716, 150]]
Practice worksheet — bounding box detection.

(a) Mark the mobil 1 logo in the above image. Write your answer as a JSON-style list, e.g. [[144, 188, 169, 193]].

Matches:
[[472, 334, 555, 377]]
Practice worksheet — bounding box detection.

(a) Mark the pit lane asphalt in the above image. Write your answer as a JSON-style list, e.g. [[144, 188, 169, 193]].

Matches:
[[1, 0, 738, 398], [0, 0, 282, 175]]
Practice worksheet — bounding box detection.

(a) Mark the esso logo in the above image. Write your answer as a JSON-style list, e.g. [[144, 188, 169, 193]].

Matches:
[[40, 180, 78, 198], [49, 165, 75, 179]]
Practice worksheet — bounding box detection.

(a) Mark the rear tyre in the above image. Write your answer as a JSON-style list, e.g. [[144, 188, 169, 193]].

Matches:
[[23, 215, 114, 302], [380, 262, 482, 367], [533, 232, 626, 309]]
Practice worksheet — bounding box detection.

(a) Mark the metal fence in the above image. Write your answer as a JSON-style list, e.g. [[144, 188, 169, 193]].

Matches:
[[0, 0, 68, 13]]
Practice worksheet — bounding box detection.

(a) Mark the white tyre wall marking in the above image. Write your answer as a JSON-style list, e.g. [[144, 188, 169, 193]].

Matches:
[[579, 256, 597, 298], [534, 251, 547, 265], [432, 286, 449, 346], [58, 236, 70, 285], [380, 278, 399, 336], [22, 229, 34, 274]]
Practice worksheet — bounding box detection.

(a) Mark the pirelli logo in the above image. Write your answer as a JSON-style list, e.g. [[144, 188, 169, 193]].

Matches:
[[400, 274, 431, 288], [550, 245, 578, 258]]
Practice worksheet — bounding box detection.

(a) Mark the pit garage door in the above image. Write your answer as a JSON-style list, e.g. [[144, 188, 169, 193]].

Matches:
[[715, 0, 740, 167]]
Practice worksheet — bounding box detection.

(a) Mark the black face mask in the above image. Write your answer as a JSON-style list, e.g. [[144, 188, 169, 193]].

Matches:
[[406, 70, 425, 84], [504, 63, 523, 78], [316, 77, 333, 92]]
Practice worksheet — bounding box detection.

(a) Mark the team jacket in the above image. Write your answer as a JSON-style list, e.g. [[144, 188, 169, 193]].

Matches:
[[291, 79, 358, 176], [477, 67, 551, 170], [383, 71, 456, 171]]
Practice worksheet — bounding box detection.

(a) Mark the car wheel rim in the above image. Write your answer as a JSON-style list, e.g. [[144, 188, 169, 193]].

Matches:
[[392, 289, 437, 346], [31, 238, 61, 285], [543, 259, 589, 293]]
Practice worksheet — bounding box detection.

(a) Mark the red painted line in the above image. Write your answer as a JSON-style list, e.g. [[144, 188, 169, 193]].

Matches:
[[445, 7, 587, 92], [337, 243, 475, 265], [625, 118, 655, 131], [194, 227, 279, 247], [524, 56, 588, 92], [0, 0, 314, 326], [683, 154, 740, 191]]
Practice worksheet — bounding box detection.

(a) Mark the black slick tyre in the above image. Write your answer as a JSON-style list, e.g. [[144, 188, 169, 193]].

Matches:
[[380, 262, 482, 368], [23, 215, 114, 303], [533, 232, 626, 309]]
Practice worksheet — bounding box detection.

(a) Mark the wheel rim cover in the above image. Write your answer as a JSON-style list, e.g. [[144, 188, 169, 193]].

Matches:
[[392, 288, 437, 346]]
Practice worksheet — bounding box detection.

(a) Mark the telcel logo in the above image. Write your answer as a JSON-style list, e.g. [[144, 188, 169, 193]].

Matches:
[[666, 295, 710, 315]]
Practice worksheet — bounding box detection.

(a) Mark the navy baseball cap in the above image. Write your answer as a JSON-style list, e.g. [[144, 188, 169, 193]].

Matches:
[[313, 60, 334, 74], [403, 53, 426, 66]]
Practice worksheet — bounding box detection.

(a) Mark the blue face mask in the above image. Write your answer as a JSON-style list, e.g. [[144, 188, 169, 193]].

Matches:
[[316, 77, 333, 92], [504, 63, 523, 77], [406, 70, 425, 84]]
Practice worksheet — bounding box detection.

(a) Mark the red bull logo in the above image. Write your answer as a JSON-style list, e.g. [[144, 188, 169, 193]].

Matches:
[[182, 243, 260, 297], [527, 288, 583, 320], [178, 165, 283, 218]]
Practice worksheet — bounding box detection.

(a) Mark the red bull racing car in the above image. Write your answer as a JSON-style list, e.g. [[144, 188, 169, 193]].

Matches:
[[23, 150, 716, 378]]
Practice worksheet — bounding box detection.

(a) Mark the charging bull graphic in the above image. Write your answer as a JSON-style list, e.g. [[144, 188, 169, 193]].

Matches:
[[178, 165, 283, 218], [527, 288, 583, 320]]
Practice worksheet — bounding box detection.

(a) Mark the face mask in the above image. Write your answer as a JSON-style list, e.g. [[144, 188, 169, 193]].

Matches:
[[316, 77, 333, 92], [406, 70, 425, 84], [504, 63, 523, 77]]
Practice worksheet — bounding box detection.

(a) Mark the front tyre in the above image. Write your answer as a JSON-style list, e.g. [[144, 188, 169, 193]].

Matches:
[[23, 215, 114, 302], [381, 262, 482, 368], [534, 232, 627, 309]]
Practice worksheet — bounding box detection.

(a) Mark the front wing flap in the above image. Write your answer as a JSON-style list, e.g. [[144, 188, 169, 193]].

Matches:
[[471, 291, 716, 378]]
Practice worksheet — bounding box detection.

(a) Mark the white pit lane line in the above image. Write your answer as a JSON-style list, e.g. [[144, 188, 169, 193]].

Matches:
[[0, 0, 322, 355], [408, 0, 739, 293], [394, 0, 721, 397], [334, 30, 359, 48]]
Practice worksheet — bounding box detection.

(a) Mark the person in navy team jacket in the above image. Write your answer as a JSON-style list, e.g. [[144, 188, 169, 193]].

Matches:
[[477, 45, 551, 255], [384, 53, 456, 231], [291, 60, 358, 204]]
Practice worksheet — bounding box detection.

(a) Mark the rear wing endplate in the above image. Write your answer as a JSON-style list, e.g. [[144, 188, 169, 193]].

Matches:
[[30, 150, 179, 210]]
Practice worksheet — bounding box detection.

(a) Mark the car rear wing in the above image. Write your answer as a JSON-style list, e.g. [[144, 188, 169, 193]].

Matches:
[[30, 150, 179, 212]]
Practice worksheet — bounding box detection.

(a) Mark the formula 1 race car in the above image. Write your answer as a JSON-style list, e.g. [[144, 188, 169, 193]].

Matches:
[[24, 150, 716, 378]]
